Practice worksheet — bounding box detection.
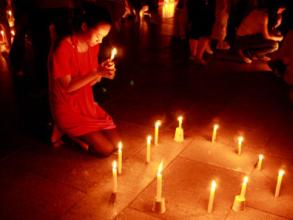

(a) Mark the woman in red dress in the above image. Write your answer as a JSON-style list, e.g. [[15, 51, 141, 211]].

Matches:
[[49, 3, 119, 156]]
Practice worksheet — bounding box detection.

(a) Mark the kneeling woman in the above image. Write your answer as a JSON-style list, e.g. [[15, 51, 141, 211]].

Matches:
[[49, 3, 120, 156]]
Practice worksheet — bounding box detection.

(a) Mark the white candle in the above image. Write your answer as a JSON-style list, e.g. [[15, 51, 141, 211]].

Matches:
[[146, 135, 152, 163], [275, 169, 285, 197], [112, 160, 118, 193], [257, 154, 264, 170], [240, 176, 248, 199], [7, 10, 14, 27], [156, 161, 163, 201], [177, 116, 183, 128], [10, 29, 15, 44], [207, 180, 217, 213], [0, 30, 5, 42], [110, 48, 117, 61], [237, 136, 244, 155], [117, 142, 123, 174], [154, 120, 161, 146], [212, 124, 219, 143]]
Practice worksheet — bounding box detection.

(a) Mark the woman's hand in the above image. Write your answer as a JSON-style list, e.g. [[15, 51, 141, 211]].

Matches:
[[90, 75, 102, 86], [98, 59, 116, 80]]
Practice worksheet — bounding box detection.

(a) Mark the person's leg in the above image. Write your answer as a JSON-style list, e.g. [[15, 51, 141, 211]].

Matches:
[[102, 128, 121, 148], [189, 38, 198, 59], [79, 131, 115, 157], [235, 35, 256, 63], [253, 41, 279, 60], [195, 37, 209, 64]]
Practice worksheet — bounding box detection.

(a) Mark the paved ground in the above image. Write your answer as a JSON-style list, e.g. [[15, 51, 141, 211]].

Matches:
[[0, 5, 293, 220]]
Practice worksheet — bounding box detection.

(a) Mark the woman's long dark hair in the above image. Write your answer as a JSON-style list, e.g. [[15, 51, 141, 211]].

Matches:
[[72, 2, 112, 33], [52, 2, 112, 51]]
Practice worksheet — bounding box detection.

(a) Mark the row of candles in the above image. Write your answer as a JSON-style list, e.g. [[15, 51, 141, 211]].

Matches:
[[0, 8, 15, 53], [110, 117, 286, 213]]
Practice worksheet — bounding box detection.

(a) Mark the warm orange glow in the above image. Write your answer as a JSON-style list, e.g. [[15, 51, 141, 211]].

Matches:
[[279, 169, 285, 176], [117, 141, 123, 174], [6, 10, 14, 27], [157, 161, 163, 175], [275, 169, 285, 197], [212, 124, 219, 143], [118, 141, 123, 151], [177, 116, 183, 127], [243, 176, 249, 184], [155, 120, 161, 128], [0, 30, 4, 39], [162, 0, 175, 18], [147, 135, 152, 144], [237, 136, 244, 155], [110, 48, 117, 60], [214, 124, 219, 130], [112, 160, 117, 169], [257, 154, 264, 170], [238, 136, 244, 143]]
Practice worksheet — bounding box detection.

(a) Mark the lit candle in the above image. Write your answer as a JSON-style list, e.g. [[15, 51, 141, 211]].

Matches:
[[237, 136, 244, 155], [10, 29, 15, 44], [0, 30, 6, 52], [212, 124, 219, 143], [207, 180, 217, 213], [154, 120, 161, 146], [110, 48, 117, 61], [7, 10, 14, 27], [146, 135, 152, 163], [275, 169, 285, 197], [178, 116, 183, 128], [117, 142, 123, 174], [0, 30, 5, 42], [156, 161, 163, 201], [256, 154, 264, 171], [112, 160, 118, 193], [240, 176, 248, 199]]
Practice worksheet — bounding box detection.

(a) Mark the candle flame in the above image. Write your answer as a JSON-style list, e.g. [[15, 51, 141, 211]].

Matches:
[[157, 161, 163, 175], [211, 180, 217, 190], [110, 48, 117, 60], [279, 169, 285, 176], [118, 141, 123, 150], [112, 160, 117, 169], [177, 116, 183, 122], [243, 176, 249, 184], [238, 136, 244, 143], [147, 135, 152, 144], [259, 154, 264, 160], [214, 124, 219, 130], [7, 10, 12, 16], [155, 120, 161, 128]]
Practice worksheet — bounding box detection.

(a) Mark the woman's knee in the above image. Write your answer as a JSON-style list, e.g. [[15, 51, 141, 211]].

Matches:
[[91, 142, 114, 157]]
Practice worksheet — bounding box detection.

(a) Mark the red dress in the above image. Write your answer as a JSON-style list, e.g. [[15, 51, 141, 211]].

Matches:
[[49, 36, 116, 140]]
